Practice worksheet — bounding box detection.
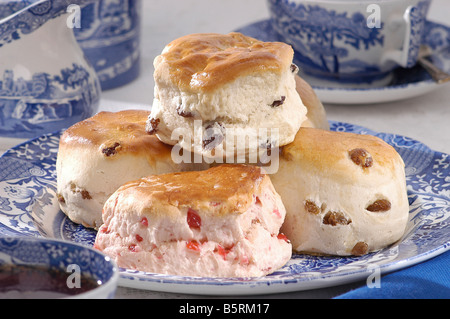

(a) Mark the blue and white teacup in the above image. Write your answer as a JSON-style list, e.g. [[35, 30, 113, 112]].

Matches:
[[267, 0, 432, 86]]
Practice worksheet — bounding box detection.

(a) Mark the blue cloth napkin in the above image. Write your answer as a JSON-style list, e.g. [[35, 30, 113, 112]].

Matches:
[[335, 250, 450, 299]]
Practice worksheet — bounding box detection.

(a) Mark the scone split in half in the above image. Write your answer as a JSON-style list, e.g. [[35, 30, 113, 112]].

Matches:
[[94, 164, 292, 278]]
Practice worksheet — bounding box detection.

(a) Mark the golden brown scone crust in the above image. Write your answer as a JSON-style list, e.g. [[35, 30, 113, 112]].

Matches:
[[60, 110, 173, 162], [158, 32, 294, 92], [281, 127, 404, 181], [114, 164, 269, 218]]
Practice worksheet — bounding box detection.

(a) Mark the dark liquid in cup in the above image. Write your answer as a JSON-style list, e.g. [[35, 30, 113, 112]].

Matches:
[[0, 264, 100, 299]]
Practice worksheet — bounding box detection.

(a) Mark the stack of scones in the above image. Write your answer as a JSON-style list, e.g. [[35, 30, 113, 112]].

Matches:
[[56, 32, 409, 277]]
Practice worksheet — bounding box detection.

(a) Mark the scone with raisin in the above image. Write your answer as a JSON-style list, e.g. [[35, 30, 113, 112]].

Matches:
[[94, 164, 292, 278], [56, 110, 207, 229], [146, 32, 308, 160], [271, 128, 409, 256]]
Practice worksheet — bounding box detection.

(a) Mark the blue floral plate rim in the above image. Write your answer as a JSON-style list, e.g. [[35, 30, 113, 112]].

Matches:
[[0, 121, 449, 295], [236, 19, 450, 105]]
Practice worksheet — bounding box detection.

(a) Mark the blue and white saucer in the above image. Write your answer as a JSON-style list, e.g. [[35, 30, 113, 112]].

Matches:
[[0, 122, 448, 295], [236, 19, 450, 105]]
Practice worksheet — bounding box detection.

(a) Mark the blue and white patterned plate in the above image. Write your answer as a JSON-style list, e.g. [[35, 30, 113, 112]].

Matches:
[[0, 122, 449, 295], [236, 19, 450, 105]]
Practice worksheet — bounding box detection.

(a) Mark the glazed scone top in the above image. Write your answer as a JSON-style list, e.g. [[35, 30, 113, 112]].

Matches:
[[281, 128, 405, 181], [59, 110, 172, 160], [112, 164, 268, 217], [156, 32, 295, 92]]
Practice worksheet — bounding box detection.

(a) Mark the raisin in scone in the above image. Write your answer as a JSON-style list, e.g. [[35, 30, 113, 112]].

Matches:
[[94, 164, 292, 278], [56, 110, 207, 229], [270, 128, 409, 256], [146, 32, 308, 159]]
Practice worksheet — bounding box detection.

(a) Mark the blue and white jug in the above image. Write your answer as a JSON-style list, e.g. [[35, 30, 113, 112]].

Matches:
[[0, 0, 101, 145], [74, 0, 142, 90]]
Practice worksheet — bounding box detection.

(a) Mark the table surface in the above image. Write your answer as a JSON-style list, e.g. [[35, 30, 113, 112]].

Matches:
[[2, 0, 449, 299]]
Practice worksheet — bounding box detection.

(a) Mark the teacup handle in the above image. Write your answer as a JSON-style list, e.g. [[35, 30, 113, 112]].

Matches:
[[382, 5, 423, 68]]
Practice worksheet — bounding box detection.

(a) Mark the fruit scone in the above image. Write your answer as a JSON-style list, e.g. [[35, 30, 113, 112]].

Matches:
[[56, 110, 208, 230], [146, 32, 308, 159], [271, 128, 409, 256], [94, 164, 292, 278]]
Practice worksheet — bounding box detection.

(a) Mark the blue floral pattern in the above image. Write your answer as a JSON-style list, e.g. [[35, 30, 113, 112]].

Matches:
[[0, 64, 100, 138], [0, 0, 101, 139], [0, 0, 140, 90], [406, 2, 431, 67], [74, 0, 141, 90], [0, 121, 448, 294], [268, 0, 382, 77], [266, 0, 431, 83], [0, 0, 92, 47], [236, 19, 450, 105]]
